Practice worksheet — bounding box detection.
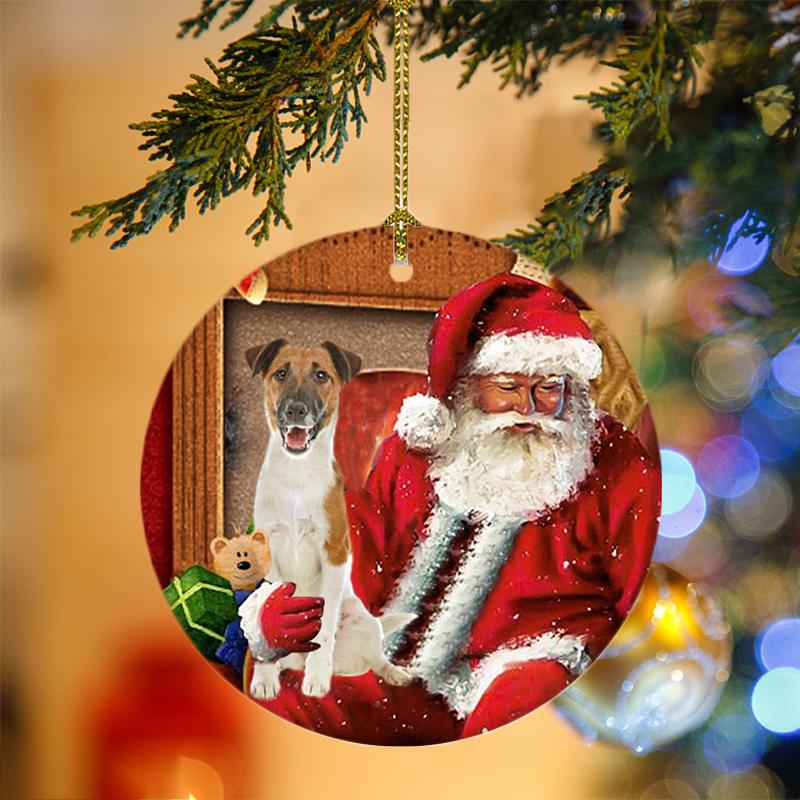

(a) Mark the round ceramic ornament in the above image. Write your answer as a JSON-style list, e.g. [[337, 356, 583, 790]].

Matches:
[[140, 229, 662, 745]]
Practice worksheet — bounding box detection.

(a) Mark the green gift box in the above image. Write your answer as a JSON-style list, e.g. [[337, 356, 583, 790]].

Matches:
[[164, 565, 238, 659]]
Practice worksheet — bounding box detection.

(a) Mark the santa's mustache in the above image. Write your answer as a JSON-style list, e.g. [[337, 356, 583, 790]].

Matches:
[[467, 409, 572, 439]]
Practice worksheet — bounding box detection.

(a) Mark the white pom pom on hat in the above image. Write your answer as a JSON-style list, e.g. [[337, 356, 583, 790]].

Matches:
[[393, 272, 603, 452], [394, 393, 456, 453]]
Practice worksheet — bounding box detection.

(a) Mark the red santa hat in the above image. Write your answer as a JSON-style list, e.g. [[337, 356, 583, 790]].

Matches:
[[395, 273, 603, 452]]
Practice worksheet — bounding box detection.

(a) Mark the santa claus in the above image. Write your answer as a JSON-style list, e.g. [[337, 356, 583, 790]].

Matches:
[[243, 273, 661, 744]]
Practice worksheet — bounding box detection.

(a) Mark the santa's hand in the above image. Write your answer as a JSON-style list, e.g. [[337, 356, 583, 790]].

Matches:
[[259, 583, 324, 653]]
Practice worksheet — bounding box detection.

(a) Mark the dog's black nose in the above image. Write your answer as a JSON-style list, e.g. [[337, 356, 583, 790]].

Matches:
[[284, 401, 308, 421], [237, 560, 251, 570]]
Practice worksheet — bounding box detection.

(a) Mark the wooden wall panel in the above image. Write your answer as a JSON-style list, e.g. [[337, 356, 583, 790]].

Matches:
[[227, 225, 518, 309]]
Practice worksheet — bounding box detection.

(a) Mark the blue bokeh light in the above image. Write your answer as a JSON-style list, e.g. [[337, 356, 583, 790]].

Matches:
[[772, 339, 800, 397], [758, 618, 800, 671], [697, 436, 761, 498], [751, 668, 800, 733], [660, 449, 698, 515], [659, 486, 707, 539], [741, 407, 797, 462], [703, 713, 766, 772], [713, 212, 771, 276], [751, 385, 798, 421], [652, 531, 691, 563]]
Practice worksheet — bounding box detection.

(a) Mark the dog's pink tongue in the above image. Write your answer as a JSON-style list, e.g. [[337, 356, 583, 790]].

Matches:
[[286, 427, 309, 450]]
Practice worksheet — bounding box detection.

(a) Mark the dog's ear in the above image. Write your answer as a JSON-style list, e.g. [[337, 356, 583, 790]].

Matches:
[[210, 536, 229, 556], [246, 339, 287, 377], [322, 341, 362, 383]]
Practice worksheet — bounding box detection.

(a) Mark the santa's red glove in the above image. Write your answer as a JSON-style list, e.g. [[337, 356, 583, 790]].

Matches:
[[259, 583, 324, 653]]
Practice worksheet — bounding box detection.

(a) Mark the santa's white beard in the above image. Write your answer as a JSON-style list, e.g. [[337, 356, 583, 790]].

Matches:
[[428, 385, 599, 519]]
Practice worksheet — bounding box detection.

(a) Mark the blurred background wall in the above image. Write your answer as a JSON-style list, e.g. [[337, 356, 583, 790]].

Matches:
[[0, 2, 755, 799]]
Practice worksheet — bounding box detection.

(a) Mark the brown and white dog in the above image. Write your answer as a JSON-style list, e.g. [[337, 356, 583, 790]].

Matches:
[[239, 340, 413, 699]]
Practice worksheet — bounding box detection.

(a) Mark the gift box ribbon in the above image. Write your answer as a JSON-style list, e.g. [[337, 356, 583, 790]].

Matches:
[[168, 577, 234, 643]]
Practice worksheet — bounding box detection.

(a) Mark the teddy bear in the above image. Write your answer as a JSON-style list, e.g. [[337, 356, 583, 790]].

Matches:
[[210, 530, 271, 591]]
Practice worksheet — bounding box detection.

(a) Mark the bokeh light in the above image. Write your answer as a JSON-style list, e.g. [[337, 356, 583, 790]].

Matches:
[[703, 712, 766, 772], [694, 336, 766, 411], [751, 386, 798, 421], [737, 565, 797, 633], [640, 778, 700, 799], [707, 767, 785, 800], [661, 449, 698, 515], [670, 516, 730, 580], [659, 486, 707, 539], [741, 407, 798, 462], [744, 404, 800, 462], [697, 436, 760, 498], [687, 273, 772, 334], [749, 362, 799, 420], [751, 668, 800, 733], [757, 618, 800, 671], [771, 339, 800, 397], [724, 471, 793, 540], [713, 213, 771, 276], [649, 384, 720, 453], [653, 531, 691, 563]]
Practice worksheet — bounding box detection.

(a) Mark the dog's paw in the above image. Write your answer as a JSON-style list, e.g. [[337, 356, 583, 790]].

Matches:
[[381, 664, 413, 687], [250, 664, 281, 700], [301, 660, 332, 697]]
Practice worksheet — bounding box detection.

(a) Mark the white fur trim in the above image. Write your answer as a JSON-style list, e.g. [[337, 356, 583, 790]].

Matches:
[[394, 393, 455, 452], [467, 332, 603, 383], [382, 504, 467, 658], [444, 633, 591, 718], [239, 581, 281, 662], [409, 514, 524, 701]]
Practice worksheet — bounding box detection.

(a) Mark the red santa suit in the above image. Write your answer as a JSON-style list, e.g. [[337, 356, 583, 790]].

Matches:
[[245, 274, 660, 744]]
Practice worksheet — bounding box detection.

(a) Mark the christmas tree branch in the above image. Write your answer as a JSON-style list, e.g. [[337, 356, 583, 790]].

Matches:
[[579, 2, 717, 150], [498, 164, 628, 268], [178, 0, 265, 38], [71, 1, 387, 248], [405, 0, 628, 96], [498, 1, 720, 270]]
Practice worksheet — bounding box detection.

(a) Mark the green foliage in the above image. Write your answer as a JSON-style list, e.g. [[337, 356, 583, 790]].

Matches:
[[71, 1, 386, 248], [500, 2, 719, 271], [405, 0, 626, 96], [178, 0, 263, 38], [498, 165, 628, 267], [71, 0, 800, 341], [579, 3, 718, 150]]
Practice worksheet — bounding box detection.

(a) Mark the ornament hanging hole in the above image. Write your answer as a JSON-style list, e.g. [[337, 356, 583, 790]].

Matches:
[[390, 259, 414, 283]]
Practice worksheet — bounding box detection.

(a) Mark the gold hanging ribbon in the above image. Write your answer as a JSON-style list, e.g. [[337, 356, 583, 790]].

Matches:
[[384, 0, 419, 281]]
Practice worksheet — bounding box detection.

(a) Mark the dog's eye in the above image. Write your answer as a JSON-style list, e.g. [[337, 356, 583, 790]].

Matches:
[[273, 369, 287, 382], [315, 370, 330, 383]]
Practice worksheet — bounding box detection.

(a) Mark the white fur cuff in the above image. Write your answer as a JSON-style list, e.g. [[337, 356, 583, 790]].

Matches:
[[239, 581, 281, 662], [394, 393, 455, 452], [467, 332, 603, 383], [446, 632, 591, 718]]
